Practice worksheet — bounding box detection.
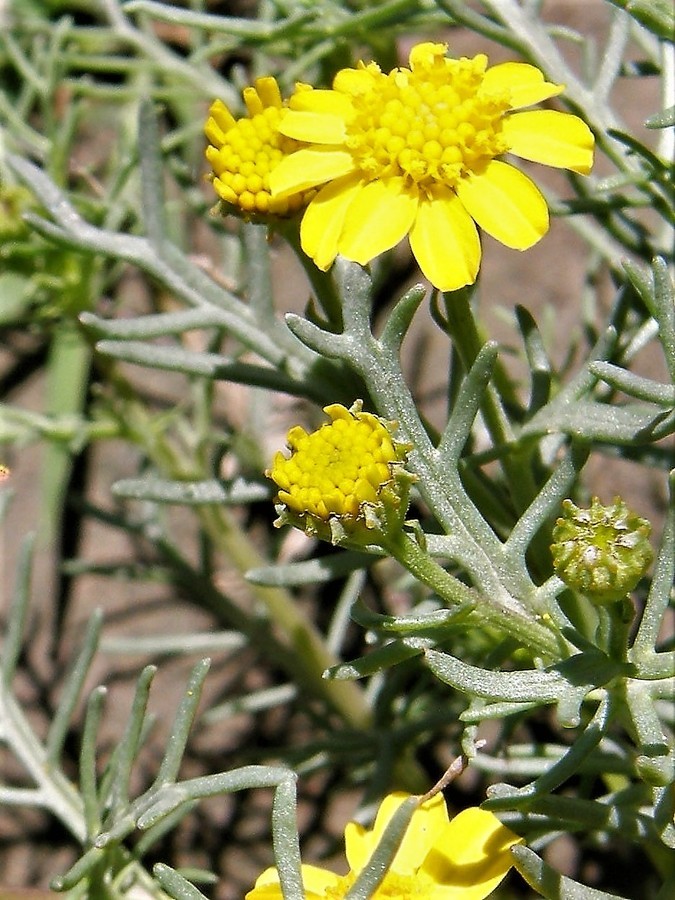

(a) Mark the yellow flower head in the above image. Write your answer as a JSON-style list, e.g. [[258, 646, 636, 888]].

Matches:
[[269, 42, 595, 291], [267, 401, 413, 544], [246, 791, 523, 900], [204, 76, 315, 217]]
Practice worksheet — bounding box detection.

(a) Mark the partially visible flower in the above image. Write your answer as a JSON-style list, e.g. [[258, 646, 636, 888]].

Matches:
[[246, 791, 523, 900], [267, 401, 414, 544], [0, 185, 88, 322], [269, 42, 595, 291], [551, 496, 653, 604], [0, 184, 33, 241], [204, 77, 316, 217]]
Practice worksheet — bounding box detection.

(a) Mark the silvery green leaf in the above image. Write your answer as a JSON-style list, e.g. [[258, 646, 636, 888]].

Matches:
[[247, 551, 373, 586], [112, 476, 269, 505], [589, 362, 675, 406], [512, 844, 629, 899], [523, 399, 668, 444], [325, 639, 428, 680]]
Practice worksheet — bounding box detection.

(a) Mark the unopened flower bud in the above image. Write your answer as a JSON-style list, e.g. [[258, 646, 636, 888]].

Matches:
[[267, 401, 415, 546], [551, 496, 653, 604]]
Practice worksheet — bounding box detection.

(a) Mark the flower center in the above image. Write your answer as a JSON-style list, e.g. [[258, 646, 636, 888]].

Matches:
[[339, 52, 510, 189], [327, 871, 434, 899], [269, 404, 400, 522]]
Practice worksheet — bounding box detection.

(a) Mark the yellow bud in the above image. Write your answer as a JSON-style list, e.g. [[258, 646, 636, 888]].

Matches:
[[267, 401, 415, 545]]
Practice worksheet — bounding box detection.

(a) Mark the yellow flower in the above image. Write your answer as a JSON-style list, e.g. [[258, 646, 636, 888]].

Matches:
[[269, 42, 595, 291], [267, 401, 413, 543], [204, 77, 315, 217], [246, 791, 523, 900]]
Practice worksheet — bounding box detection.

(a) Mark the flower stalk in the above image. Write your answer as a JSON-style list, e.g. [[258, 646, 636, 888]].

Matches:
[[381, 529, 561, 659]]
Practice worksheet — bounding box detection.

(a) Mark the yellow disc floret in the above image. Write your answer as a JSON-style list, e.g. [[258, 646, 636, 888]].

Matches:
[[205, 77, 315, 217], [321, 869, 434, 900], [268, 401, 413, 542], [337, 49, 510, 189]]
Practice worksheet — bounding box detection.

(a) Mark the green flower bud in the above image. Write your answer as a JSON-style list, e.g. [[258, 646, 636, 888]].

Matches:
[[551, 497, 653, 604]]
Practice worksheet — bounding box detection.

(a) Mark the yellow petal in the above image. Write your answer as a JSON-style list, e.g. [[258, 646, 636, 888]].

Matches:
[[391, 792, 449, 874], [205, 145, 225, 174], [344, 820, 371, 874], [205, 99, 236, 142], [245, 864, 339, 900], [278, 109, 347, 144], [245, 884, 284, 900], [455, 160, 548, 250], [337, 178, 418, 265], [204, 120, 226, 147], [409, 186, 481, 291], [345, 794, 411, 873], [503, 109, 595, 174], [243, 84, 265, 116], [301, 865, 343, 895], [290, 88, 354, 119], [211, 178, 237, 205], [421, 807, 522, 900], [270, 148, 357, 198], [300, 173, 363, 270], [408, 42, 450, 69], [324, 403, 352, 421], [482, 62, 564, 108], [249, 867, 281, 889], [345, 792, 449, 877]]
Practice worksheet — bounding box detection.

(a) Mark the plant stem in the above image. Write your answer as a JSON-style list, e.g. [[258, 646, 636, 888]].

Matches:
[[199, 505, 374, 730], [442, 289, 539, 513], [0, 682, 86, 841], [383, 530, 561, 658]]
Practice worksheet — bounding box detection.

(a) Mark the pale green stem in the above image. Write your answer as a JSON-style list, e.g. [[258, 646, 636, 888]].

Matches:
[[199, 506, 373, 731], [0, 682, 86, 841], [596, 599, 633, 662], [442, 289, 541, 519], [382, 530, 561, 659]]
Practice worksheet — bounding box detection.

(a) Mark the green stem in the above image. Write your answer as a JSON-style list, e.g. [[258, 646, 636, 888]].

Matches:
[[383, 530, 561, 658], [382, 530, 477, 608], [443, 289, 537, 509], [442, 288, 557, 574], [596, 598, 633, 661], [40, 320, 92, 543], [275, 219, 344, 331], [199, 506, 373, 730], [0, 681, 86, 841]]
